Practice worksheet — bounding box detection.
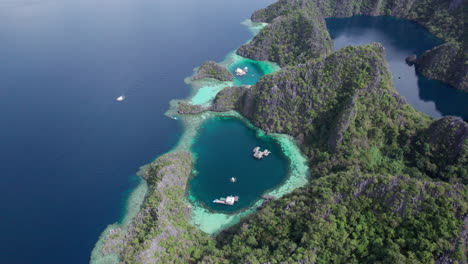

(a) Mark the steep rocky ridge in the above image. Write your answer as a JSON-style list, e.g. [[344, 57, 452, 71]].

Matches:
[[246, 0, 467, 90], [187, 43, 467, 183], [99, 152, 208, 264], [237, 8, 333, 66], [199, 173, 467, 263], [251, 0, 466, 43]]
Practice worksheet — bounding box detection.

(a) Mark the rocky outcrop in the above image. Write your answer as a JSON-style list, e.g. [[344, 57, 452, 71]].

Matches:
[[426, 116, 468, 160], [99, 152, 206, 264], [207, 172, 468, 263], [413, 116, 468, 183], [211, 86, 250, 112], [249, 0, 467, 91], [414, 43, 467, 91], [177, 101, 209, 114], [176, 85, 253, 114], [251, 0, 466, 43], [237, 8, 333, 66], [239, 43, 391, 136], [192, 61, 233, 81]]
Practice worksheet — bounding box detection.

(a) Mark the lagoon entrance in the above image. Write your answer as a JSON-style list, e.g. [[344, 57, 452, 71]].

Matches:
[[326, 16, 468, 120]]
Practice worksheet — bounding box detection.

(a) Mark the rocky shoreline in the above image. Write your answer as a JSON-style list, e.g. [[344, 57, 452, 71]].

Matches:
[[240, 0, 467, 91], [93, 0, 467, 262]]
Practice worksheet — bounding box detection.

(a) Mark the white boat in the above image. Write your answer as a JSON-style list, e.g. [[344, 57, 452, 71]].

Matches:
[[116, 95, 125, 102], [213, 196, 239, 205]]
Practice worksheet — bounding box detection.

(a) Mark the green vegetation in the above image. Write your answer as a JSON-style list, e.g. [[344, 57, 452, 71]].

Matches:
[[196, 44, 467, 263], [415, 43, 467, 91], [248, 0, 467, 90], [237, 9, 332, 66], [99, 152, 211, 264], [192, 61, 233, 82], [95, 1, 467, 262], [196, 173, 467, 264]]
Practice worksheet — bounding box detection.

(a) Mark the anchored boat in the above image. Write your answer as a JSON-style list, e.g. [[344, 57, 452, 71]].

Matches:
[[252, 146, 271, 159], [213, 195, 239, 205]]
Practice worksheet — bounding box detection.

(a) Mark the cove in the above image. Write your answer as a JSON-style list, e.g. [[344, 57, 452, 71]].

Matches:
[[0, 0, 277, 263], [326, 16, 468, 121], [189, 117, 289, 213], [229, 57, 279, 86]]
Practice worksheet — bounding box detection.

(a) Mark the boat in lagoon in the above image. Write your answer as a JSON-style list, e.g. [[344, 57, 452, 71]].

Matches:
[[253, 146, 271, 159], [116, 95, 125, 102], [213, 195, 239, 205]]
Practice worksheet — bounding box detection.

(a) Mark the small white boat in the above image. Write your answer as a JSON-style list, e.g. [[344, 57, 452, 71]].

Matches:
[[213, 196, 239, 205], [171, 116, 178, 120], [116, 95, 125, 102], [230, 177, 237, 183]]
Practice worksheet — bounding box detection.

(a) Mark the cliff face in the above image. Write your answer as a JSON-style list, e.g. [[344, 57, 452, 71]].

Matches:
[[99, 152, 208, 264], [252, 0, 466, 43], [248, 0, 467, 91], [210, 43, 467, 183], [413, 116, 468, 183], [201, 172, 467, 263], [237, 9, 333, 66], [192, 61, 233, 82], [415, 43, 468, 91], [236, 43, 429, 158]]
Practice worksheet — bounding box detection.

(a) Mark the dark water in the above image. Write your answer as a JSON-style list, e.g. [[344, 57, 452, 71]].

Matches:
[[0, 0, 274, 263], [189, 117, 288, 213], [327, 16, 468, 120]]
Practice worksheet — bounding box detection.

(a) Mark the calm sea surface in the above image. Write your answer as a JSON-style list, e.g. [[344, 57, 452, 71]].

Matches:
[[327, 16, 468, 120], [2, 3, 466, 263], [189, 117, 288, 213], [0, 0, 274, 263]]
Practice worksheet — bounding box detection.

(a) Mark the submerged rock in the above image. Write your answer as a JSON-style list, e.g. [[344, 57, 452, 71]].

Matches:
[[192, 61, 233, 82]]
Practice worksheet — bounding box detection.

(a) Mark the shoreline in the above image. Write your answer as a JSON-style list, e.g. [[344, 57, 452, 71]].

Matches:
[[90, 19, 310, 262]]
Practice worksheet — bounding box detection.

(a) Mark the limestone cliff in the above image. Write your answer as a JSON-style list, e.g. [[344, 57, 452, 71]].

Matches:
[[98, 152, 208, 264], [414, 43, 467, 91], [237, 9, 333, 66], [413, 116, 468, 183], [209, 43, 467, 183], [248, 0, 467, 90]]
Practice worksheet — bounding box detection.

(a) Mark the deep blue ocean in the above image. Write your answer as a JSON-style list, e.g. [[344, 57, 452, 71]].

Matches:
[[0, 0, 274, 263], [1, 1, 467, 263]]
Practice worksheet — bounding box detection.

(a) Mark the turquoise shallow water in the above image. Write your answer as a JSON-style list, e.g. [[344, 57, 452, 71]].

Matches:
[[229, 58, 279, 85], [189, 117, 289, 213]]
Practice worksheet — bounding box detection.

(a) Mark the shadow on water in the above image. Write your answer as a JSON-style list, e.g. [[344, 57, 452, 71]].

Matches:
[[326, 16, 467, 120]]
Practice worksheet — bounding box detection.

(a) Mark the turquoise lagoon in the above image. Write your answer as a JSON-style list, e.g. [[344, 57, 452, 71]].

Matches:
[[188, 117, 289, 213]]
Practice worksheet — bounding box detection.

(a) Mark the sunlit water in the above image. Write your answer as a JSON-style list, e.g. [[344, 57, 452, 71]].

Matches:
[[0, 0, 275, 263]]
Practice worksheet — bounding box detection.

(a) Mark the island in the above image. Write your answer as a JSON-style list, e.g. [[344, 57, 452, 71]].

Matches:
[[93, 0, 467, 263], [192, 60, 233, 82]]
